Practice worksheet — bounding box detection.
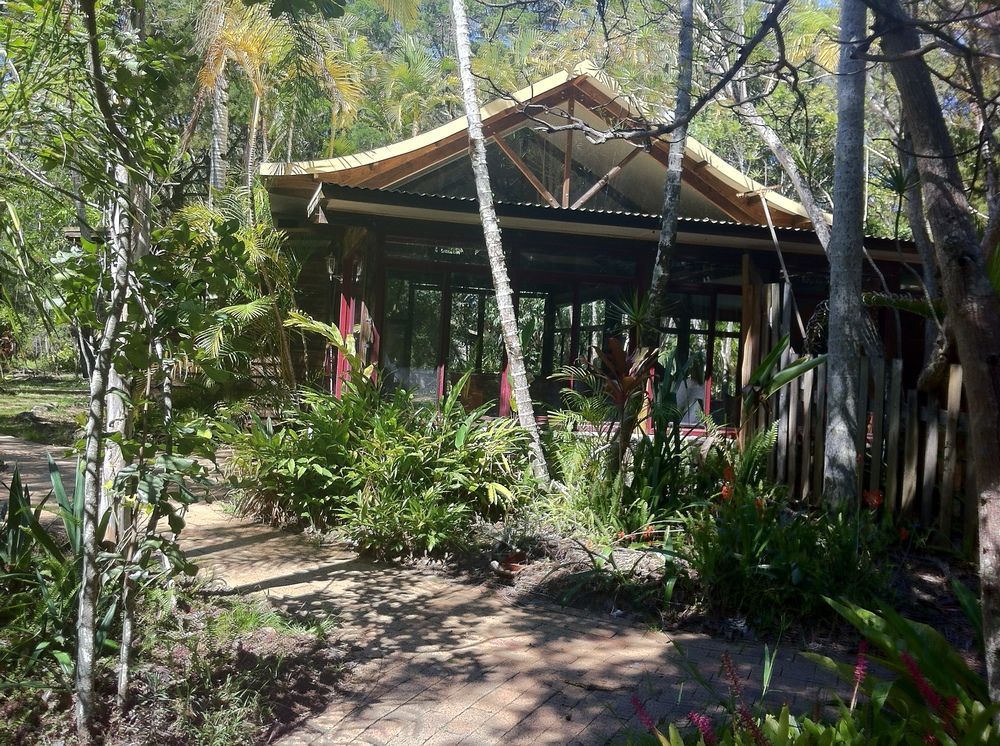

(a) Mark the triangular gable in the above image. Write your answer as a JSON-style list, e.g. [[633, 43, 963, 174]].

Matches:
[[262, 62, 815, 228]]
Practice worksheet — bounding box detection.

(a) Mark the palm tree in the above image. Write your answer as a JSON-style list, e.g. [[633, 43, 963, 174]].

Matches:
[[187, 0, 416, 182], [194, 2, 293, 190], [448, 0, 549, 482]]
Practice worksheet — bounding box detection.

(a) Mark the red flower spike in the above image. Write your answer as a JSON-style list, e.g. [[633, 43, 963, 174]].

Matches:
[[721, 652, 744, 703], [853, 640, 869, 687], [688, 711, 717, 745], [901, 652, 943, 712], [631, 694, 655, 732], [738, 705, 767, 746]]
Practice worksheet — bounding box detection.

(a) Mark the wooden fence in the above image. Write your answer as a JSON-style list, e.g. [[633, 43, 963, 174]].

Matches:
[[741, 271, 977, 553], [770, 358, 975, 547]]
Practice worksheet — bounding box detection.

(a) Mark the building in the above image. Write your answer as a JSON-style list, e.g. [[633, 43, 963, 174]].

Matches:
[[262, 62, 923, 426]]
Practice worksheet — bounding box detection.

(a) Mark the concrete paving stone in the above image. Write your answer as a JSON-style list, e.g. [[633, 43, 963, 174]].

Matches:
[[307, 726, 368, 745], [469, 687, 523, 715], [442, 705, 493, 736], [357, 718, 404, 743], [420, 732, 466, 746]]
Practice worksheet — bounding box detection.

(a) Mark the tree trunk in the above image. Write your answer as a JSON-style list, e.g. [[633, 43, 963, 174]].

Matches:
[[75, 198, 133, 744], [870, 0, 1000, 704], [821, 0, 867, 510], [210, 76, 229, 197], [246, 93, 261, 191], [647, 0, 694, 328], [733, 99, 832, 250], [448, 0, 549, 482]]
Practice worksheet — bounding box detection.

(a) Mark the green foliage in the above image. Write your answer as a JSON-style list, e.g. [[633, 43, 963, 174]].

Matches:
[[219, 371, 531, 556], [629, 600, 995, 745], [0, 462, 110, 682], [806, 599, 995, 743], [743, 335, 826, 420], [685, 427, 888, 625]]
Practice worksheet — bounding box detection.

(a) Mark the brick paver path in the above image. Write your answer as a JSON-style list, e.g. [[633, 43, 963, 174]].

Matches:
[[181, 503, 845, 745], [0, 435, 845, 745]]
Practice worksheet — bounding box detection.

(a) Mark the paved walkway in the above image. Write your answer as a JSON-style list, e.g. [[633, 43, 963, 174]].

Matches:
[[0, 435, 845, 745], [0, 433, 76, 495], [182, 505, 845, 745]]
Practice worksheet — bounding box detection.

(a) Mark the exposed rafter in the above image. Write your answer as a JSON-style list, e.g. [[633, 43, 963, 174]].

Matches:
[[571, 147, 643, 209], [494, 135, 561, 208]]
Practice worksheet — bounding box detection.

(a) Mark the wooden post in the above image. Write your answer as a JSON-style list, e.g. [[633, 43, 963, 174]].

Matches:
[[334, 255, 355, 398], [402, 281, 416, 386], [704, 295, 718, 419], [939, 365, 963, 541], [569, 285, 581, 365], [768, 283, 783, 481], [787, 355, 801, 498], [901, 391, 920, 517], [885, 359, 904, 513], [812, 364, 827, 505], [738, 255, 759, 447], [562, 97, 574, 208], [800, 367, 815, 503], [921, 397, 939, 528], [437, 275, 452, 401], [775, 285, 792, 484], [868, 357, 886, 496]]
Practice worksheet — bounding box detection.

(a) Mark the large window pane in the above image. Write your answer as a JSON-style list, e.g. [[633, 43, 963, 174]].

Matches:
[[382, 276, 442, 401]]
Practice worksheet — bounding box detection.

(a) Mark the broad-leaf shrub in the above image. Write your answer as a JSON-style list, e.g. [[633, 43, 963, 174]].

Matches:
[[219, 373, 531, 555], [684, 491, 889, 626]]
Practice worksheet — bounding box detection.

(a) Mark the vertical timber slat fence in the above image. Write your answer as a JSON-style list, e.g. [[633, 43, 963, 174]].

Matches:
[[743, 280, 977, 554]]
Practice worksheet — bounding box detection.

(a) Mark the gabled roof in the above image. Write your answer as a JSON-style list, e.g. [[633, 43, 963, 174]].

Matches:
[[262, 62, 817, 228]]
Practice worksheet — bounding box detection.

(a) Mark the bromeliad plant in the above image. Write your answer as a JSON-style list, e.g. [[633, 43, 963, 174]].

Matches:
[[1, 460, 117, 682]]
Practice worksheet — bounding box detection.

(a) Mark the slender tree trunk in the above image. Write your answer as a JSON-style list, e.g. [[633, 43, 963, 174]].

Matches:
[[448, 0, 549, 482], [870, 0, 1000, 705], [246, 93, 261, 191], [210, 76, 229, 197], [822, 0, 867, 510], [647, 0, 694, 327], [75, 197, 133, 744], [897, 132, 940, 300], [733, 99, 832, 249]]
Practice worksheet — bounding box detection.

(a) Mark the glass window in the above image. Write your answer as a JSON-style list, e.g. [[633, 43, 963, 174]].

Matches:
[[382, 276, 442, 401], [447, 289, 503, 414]]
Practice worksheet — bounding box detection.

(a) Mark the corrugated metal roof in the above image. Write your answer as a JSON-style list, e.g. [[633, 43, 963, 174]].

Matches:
[[323, 183, 817, 232]]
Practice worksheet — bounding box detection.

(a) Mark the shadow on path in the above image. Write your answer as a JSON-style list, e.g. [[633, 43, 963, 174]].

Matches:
[[182, 503, 847, 746]]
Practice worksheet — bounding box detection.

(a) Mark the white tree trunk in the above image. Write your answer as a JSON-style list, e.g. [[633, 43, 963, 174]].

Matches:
[[822, 0, 867, 509], [246, 93, 261, 191], [448, 0, 549, 482], [733, 99, 832, 250], [648, 0, 694, 321], [75, 198, 133, 744], [210, 76, 229, 197]]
